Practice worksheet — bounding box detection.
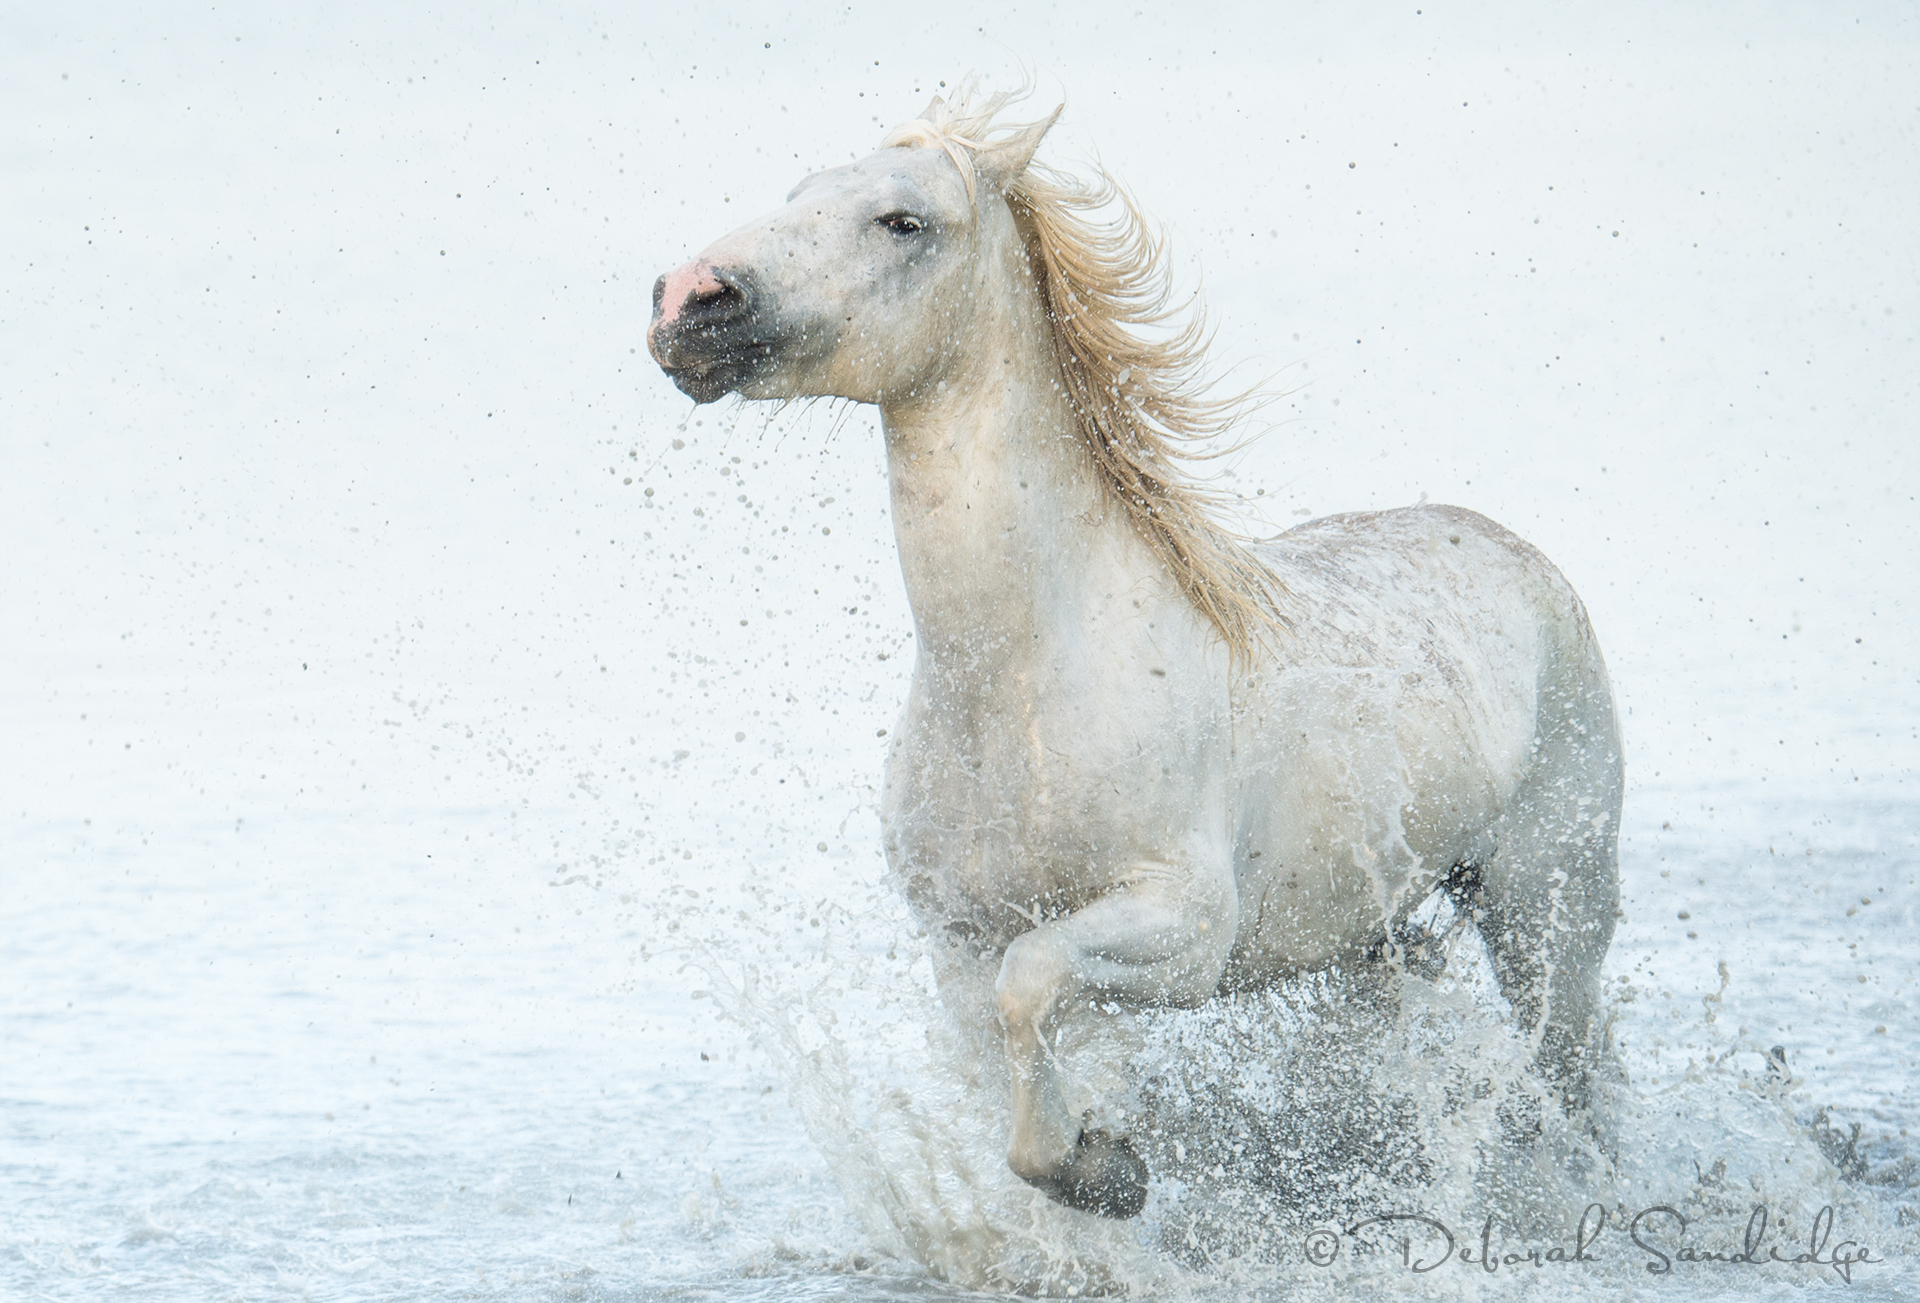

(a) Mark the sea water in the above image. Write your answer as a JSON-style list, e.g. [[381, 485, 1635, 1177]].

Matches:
[[5, 4, 1917, 1299], [7, 741, 1916, 1298]]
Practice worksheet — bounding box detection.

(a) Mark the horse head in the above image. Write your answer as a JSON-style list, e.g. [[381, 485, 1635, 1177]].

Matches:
[[647, 96, 1057, 408]]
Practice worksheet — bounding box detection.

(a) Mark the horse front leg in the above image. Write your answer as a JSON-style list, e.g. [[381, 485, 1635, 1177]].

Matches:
[[993, 866, 1235, 1217]]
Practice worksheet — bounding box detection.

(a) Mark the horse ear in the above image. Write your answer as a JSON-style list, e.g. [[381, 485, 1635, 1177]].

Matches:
[[974, 104, 1063, 191], [918, 94, 947, 122]]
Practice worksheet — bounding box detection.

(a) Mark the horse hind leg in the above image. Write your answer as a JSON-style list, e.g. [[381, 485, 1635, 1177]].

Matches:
[[1471, 696, 1623, 1115]]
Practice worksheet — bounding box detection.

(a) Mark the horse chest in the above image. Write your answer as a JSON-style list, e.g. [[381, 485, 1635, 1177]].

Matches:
[[881, 677, 1220, 940], [883, 731, 1106, 930]]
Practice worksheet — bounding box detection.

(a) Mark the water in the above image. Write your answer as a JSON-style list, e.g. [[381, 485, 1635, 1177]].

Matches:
[[5, 3, 1918, 1298]]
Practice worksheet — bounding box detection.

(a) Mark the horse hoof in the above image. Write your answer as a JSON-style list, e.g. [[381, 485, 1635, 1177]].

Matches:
[[1027, 1129, 1149, 1219]]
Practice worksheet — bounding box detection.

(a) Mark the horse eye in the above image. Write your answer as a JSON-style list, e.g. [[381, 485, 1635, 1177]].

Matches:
[[877, 212, 926, 235]]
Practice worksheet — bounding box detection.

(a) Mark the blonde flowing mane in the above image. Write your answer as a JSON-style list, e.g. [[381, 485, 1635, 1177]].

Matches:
[[882, 90, 1292, 658]]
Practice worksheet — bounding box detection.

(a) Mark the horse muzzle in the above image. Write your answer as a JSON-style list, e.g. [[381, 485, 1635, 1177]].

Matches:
[[648, 261, 779, 404]]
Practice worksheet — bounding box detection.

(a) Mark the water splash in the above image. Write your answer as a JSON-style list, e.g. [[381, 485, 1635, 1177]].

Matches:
[[698, 876, 1920, 1297]]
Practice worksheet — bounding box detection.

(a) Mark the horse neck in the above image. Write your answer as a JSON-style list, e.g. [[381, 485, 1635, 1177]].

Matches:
[[879, 324, 1130, 675]]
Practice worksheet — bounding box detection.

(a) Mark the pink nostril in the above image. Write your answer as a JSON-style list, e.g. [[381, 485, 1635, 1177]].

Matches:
[[654, 261, 726, 327]]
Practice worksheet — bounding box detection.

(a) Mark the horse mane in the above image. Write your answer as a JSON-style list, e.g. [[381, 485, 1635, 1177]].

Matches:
[[881, 90, 1293, 658]]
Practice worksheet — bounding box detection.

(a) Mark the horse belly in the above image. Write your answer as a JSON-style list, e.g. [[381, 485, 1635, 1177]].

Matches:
[[1224, 655, 1535, 980]]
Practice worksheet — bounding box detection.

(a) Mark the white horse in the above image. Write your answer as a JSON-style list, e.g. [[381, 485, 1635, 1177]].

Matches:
[[648, 91, 1621, 1219]]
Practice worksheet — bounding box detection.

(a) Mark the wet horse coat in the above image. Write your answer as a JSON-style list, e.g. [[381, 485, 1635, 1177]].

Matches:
[[648, 93, 1621, 1217]]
